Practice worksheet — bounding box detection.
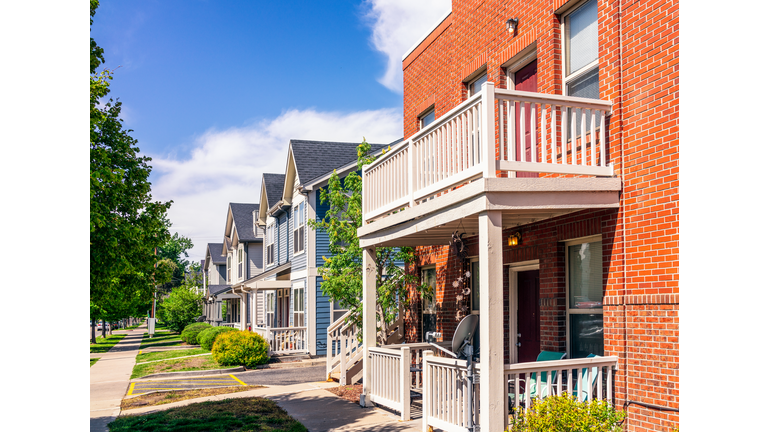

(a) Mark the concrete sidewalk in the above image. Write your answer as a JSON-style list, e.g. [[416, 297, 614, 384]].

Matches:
[[119, 379, 421, 432], [90, 323, 146, 432]]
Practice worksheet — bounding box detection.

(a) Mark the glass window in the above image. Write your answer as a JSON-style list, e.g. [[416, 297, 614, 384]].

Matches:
[[293, 286, 305, 327], [421, 268, 437, 341], [470, 261, 480, 313], [566, 238, 603, 357], [420, 109, 435, 129], [238, 248, 243, 279], [293, 202, 305, 254], [266, 223, 275, 265], [564, 0, 600, 138], [468, 73, 488, 96]]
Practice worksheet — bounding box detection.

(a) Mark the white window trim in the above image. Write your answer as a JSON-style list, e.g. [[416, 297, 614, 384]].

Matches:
[[419, 106, 436, 129], [293, 201, 305, 256], [266, 222, 276, 266], [238, 246, 244, 281], [466, 71, 489, 97], [560, 0, 599, 96], [292, 282, 305, 328], [564, 234, 603, 358]]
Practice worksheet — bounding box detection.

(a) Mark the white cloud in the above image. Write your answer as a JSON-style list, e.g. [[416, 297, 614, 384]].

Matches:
[[148, 108, 403, 263], [363, 0, 451, 92]]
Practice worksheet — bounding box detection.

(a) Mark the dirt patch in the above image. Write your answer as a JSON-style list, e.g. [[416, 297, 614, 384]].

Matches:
[[131, 355, 228, 379], [326, 384, 362, 405], [121, 385, 264, 410]]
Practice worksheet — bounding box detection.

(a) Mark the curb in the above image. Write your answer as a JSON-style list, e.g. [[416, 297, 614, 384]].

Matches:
[[252, 359, 327, 370], [136, 367, 245, 380]]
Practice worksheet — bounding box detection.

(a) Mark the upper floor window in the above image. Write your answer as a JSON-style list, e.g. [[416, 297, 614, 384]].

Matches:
[[293, 285, 305, 327], [227, 255, 232, 283], [419, 108, 435, 129], [266, 223, 275, 265], [237, 247, 243, 279], [564, 0, 598, 99], [293, 202, 305, 254], [467, 72, 488, 97]]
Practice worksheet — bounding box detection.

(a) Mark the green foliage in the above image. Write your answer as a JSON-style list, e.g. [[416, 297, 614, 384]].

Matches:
[[157, 227, 195, 292], [158, 285, 204, 333], [307, 139, 430, 344], [507, 394, 625, 432], [180, 322, 211, 345], [90, 0, 171, 337], [198, 326, 238, 351], [211, 331, 270, 367]]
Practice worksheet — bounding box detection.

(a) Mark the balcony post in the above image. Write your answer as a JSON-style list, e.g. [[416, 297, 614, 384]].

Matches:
[[478, 210, 504, 432], [361, 246, 377, 407], [481, 82, 497, 178]]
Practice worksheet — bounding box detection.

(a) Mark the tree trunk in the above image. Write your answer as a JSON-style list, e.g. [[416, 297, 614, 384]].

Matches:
[[91, 322, 96, 344]]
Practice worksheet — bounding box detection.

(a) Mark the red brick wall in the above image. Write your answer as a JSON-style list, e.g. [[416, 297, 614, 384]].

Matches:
[[401, 1, 679, 430]]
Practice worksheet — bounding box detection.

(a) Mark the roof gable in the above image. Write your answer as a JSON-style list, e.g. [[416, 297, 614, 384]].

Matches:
[[229, 203, 261, 242]]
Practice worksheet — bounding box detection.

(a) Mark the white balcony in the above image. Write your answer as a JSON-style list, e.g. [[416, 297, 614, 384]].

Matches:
[[359, 83, 620, 248]]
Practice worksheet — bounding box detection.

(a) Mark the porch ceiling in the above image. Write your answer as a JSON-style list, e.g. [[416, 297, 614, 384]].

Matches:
[[358, 177, 621, 248]]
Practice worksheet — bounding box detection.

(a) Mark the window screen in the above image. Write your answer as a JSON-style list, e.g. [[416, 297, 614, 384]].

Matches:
[[566, 0, 598, 76]]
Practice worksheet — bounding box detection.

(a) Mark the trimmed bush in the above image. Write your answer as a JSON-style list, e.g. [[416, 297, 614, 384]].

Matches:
[[507, 394, 625, 432], [211, 331, 270, 367], [180, 322, 211, 345], [198, 326, 237, 351]]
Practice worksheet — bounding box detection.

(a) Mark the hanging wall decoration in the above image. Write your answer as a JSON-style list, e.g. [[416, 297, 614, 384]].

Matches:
[[449, 230, 471, 321]]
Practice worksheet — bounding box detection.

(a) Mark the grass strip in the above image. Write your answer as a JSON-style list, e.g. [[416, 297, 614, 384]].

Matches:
[[90, 334, 127, 354], [136, 348, 209, 363], [90, 358, 100, 367], [109, 397, 306, 431], [121, 385, 263, 410], [131, 356, 232, 379]]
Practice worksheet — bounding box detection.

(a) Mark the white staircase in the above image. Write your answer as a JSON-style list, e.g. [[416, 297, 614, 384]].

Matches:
[[326, 310, 404, 385]]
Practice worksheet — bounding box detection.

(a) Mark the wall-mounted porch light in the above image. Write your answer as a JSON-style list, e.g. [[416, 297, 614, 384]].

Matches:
[[507, 232, 522, 246], [506, 17, 519, 33]]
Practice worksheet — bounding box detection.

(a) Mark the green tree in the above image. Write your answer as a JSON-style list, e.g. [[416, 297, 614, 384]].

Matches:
[[156, 222, 194, 292], [308, 139, 430, 344], [157, 271, 204, 333], [90, 0, 171, 342]]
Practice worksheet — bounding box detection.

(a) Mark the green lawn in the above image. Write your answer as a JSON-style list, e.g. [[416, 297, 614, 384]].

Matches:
[[90, 358, 100, 367], [131, 356, 232, 379], [136, 348, 208, 363], [109, 398, 306, 432], [90, 334, 127, 354], [139, 333, 185, 348]]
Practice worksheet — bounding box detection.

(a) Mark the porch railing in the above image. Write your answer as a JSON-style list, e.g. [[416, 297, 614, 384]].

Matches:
[[421, 354, 619, 432], [369, 346, 412, 421], [362, 83, 613, 224], [254, 326, 307, 354], [221, 322, 240, 329], [326, 311, 363, 385]]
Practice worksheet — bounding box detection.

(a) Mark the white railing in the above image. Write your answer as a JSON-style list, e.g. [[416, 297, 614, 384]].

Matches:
[[252, 326, 269, 339], [254, 326, 307, 354], [221, 322, 240, 329], [380, 341, 451, 391], [420, 354, 619, 432], [505, 355, 618, 418], [369, 346, 411, 421], [362, 83, 613, 223], [422, 352, 480, 432], [326, 311, 363, 385]]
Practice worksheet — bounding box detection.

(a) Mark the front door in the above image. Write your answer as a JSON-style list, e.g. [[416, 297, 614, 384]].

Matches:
[[517, 270, 540, 363], [514, 60, 539, 177]]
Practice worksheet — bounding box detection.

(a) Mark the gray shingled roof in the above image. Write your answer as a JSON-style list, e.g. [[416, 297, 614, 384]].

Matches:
[[208, 284, 232, 297], [207, 243, 226, 265], [290, 140, 389, 186], [262, 173, 285, 209], [229, 203, 261, 242]]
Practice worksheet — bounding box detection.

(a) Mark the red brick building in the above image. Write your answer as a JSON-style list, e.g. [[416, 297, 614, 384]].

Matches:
[[357, 1, 677, 431]]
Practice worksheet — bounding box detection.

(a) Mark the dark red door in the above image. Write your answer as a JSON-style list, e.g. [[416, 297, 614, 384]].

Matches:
[[514, 60, 538, 178], [517, 270, 540, 363]]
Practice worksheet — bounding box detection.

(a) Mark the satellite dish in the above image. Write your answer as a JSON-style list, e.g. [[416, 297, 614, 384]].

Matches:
[[452, 314, 478, 356]]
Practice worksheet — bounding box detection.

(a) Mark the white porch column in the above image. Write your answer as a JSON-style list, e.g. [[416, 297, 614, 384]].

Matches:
[[478, 210, 504, 432], [361, 246, 377, 407]]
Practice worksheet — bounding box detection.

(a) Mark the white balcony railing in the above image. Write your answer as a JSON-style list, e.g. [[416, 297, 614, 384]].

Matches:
[[362, 83, 613, 224], [221, 322, 240, 329], [419, 354, 619, 432], [254, 326, 307, 354]]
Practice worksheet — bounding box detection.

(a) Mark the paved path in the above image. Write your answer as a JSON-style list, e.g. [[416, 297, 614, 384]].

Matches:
[[90, 323, 146, 431]]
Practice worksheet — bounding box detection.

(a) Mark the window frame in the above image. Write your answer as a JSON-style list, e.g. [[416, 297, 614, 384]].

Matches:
[[419, 107, 436, 129], [561, 0, 599, 97], [466, 71, 489, 97], [227, 255, 232, 283], [266, 222, 275, 266], [292, 283, 305, 327], [564, 234, 604, 359], [293, 201, 305, 255], [237, 246, 243, 279]]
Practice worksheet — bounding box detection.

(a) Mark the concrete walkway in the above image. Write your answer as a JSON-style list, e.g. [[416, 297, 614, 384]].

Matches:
[[121, 379, 421, 432], [90, 323, 146, 432]]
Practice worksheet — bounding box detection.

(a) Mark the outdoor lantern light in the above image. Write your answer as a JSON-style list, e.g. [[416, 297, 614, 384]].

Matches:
[[506, 17, 519, 33], [508, 232, 521, 246]]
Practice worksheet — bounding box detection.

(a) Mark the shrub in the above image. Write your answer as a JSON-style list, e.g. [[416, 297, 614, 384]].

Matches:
[[507, 394, 625, 432], [198, 326, 237, 351], [180, 322, 211, 345], [212, 331, 270, 367]]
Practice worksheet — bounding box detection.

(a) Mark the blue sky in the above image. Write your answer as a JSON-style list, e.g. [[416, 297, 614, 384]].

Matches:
[[90, 0, 451, 263]]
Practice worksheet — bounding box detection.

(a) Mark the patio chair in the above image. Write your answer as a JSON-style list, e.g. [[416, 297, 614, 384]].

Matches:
[[573, 353, 598, 402], [508, 351, 566, 405]]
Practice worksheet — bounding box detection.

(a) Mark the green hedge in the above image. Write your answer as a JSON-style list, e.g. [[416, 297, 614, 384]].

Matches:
[[198, 326, 238, 351], [211, 331, 269, 367], [507, 394, 625, 432], [180, 322, 212, 345]]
